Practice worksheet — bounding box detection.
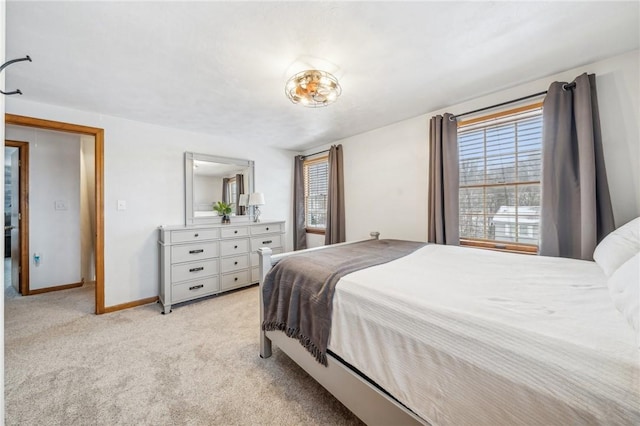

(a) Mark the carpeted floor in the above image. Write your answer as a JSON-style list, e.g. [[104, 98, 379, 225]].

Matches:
[[4, 281, 362, 425]]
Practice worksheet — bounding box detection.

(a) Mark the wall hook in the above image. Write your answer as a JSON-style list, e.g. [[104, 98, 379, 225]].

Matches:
[[1, 55, 32, 95]]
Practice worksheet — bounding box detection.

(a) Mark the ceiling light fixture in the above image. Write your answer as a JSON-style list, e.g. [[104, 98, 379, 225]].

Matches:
[[285, 70, 342, 107]]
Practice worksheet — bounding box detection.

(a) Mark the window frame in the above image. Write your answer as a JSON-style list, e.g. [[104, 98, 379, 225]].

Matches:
[[457, 102, 543, 255], [303, 155, 329, 235], [228, 177, 237, 205]]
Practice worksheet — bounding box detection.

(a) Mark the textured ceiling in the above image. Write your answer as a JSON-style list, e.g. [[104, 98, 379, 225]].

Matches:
[[5, 1, 639, 151]]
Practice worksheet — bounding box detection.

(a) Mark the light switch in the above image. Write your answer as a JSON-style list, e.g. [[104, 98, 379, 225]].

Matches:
[[54, 200, 68, 211], [117, 200, 127, 211]]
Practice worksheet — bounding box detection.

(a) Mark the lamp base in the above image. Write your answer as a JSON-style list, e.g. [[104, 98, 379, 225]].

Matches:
[[253, 207, 261, 223]]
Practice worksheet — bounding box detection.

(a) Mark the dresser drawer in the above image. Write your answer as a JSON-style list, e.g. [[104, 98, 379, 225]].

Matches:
[[172, 276, 219, 304], [220, 238, 249, 256], [172, 259, 218, 283], [221, 226, 249, 238], [221, 254, 250, 273], [251, 223, 283, 235], [159, 221, 286, 313], [221, 270, 250, 291], [171, 242, 218, 264], [251, 247, 283, 267], [171, 228, 219, 244], [251, 235, 282, 252]]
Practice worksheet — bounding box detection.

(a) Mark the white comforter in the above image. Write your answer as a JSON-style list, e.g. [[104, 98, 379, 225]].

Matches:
[[328, 244, 639, 425]]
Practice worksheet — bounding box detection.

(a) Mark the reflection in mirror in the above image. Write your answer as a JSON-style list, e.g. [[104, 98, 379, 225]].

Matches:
[[185, 152, 254, 225]]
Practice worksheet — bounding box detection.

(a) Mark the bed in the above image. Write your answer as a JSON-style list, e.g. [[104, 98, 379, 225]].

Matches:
[[258, 223, 640, 425]]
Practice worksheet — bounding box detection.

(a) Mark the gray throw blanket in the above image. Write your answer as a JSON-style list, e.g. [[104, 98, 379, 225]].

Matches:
[[262, 239, 426, 366]]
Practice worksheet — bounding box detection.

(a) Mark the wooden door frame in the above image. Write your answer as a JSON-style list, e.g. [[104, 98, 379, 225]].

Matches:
[[5, 114, 106, 314], [4, 140, 29, 295]]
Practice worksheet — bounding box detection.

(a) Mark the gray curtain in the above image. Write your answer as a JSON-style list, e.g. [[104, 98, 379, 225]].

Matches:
[[222, 178, 230, 204], [293, 155, 307, 250], [428, 113, 459, 245], [325, 145, 345, 245], [540, 73, 615, 260], [235, 173, 245, 215]]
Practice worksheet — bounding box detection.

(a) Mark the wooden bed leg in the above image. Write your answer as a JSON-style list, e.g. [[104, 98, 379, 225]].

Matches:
[[258, 247, 273, 359]]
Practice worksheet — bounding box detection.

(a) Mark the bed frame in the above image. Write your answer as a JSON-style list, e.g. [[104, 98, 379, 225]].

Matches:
[[258, 233, 427, 426]]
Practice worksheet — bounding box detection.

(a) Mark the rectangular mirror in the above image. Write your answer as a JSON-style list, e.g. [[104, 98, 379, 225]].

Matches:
[[185, 152, 255, 225]]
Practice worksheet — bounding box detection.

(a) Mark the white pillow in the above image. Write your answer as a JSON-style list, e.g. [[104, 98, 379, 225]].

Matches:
[[593, 217, 640, 276], [607, 252, 639, 334]]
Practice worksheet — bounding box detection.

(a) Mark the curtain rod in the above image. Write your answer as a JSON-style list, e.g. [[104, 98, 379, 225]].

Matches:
[[451, 82, 576, 121], [301, 149, 329, 159]]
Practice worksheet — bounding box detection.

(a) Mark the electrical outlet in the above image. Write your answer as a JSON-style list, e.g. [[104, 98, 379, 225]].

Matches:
[[54, 200, 68, 211]]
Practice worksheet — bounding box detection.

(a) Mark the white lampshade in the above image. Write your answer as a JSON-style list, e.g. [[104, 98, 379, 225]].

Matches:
[[248, 192, 265, 206], [238, 194, 249, 207]]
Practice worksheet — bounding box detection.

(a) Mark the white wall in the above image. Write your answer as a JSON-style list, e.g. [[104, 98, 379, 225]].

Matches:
[[193, 174, 221, 210], [5, 126, 82, 290], [314, 50, 639, 243], [6, 98, 294, 307], [305, 115, 428, 247]]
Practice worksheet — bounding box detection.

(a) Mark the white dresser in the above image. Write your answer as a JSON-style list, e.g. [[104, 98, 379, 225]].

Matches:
[[158, 219, 285, 313]]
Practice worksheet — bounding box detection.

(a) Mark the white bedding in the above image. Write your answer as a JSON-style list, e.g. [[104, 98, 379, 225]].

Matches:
[[328, 244, 640, 425]]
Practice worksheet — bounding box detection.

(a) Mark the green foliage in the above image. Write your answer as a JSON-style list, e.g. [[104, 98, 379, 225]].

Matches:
[[213, 201, 233, 215]]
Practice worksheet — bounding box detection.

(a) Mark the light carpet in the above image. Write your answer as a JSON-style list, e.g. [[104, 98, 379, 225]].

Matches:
[[4, 282, 362, 425]]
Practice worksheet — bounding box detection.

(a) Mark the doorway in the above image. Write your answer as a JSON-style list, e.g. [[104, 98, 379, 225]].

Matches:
[[4, 141, 28, 297], [4, 114, 105, 314]]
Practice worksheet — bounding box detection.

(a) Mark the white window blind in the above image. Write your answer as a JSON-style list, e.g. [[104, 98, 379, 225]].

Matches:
[[458, 105, 543, 247], [304, 157, 328, 230]]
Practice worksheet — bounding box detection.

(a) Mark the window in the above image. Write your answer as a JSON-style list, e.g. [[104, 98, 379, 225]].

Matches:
[[303, 156, 329, 234], [228, 177, 237, 204], [458, 103, 543, 253]]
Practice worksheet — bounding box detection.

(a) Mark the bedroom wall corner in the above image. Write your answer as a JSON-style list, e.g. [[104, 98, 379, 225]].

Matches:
[[304, 115, 429, 245], [341, 115, 428, 243]]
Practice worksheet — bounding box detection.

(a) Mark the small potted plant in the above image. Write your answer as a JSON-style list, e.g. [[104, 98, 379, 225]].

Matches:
[[213, 201, 233, 224]]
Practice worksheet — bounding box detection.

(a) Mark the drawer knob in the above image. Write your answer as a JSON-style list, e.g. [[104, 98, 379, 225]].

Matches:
[[234, 261, 238, 265], [189, 284, 204, 291], [262, 240, 272, 244], [194, 233, 199, 237], [234, 230, 238, 234], [234, 245, 238, 249], [189, 266, 204, 273], [234, 277, 238, 282], [189, 249, 204, 254], [266, 227, 269, 231]]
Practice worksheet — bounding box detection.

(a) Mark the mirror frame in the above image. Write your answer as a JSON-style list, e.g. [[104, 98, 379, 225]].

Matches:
[[185, 152, 255, 225]]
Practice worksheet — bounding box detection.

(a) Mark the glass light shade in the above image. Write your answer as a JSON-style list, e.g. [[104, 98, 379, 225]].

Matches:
[[285, 70, 342, 108]]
